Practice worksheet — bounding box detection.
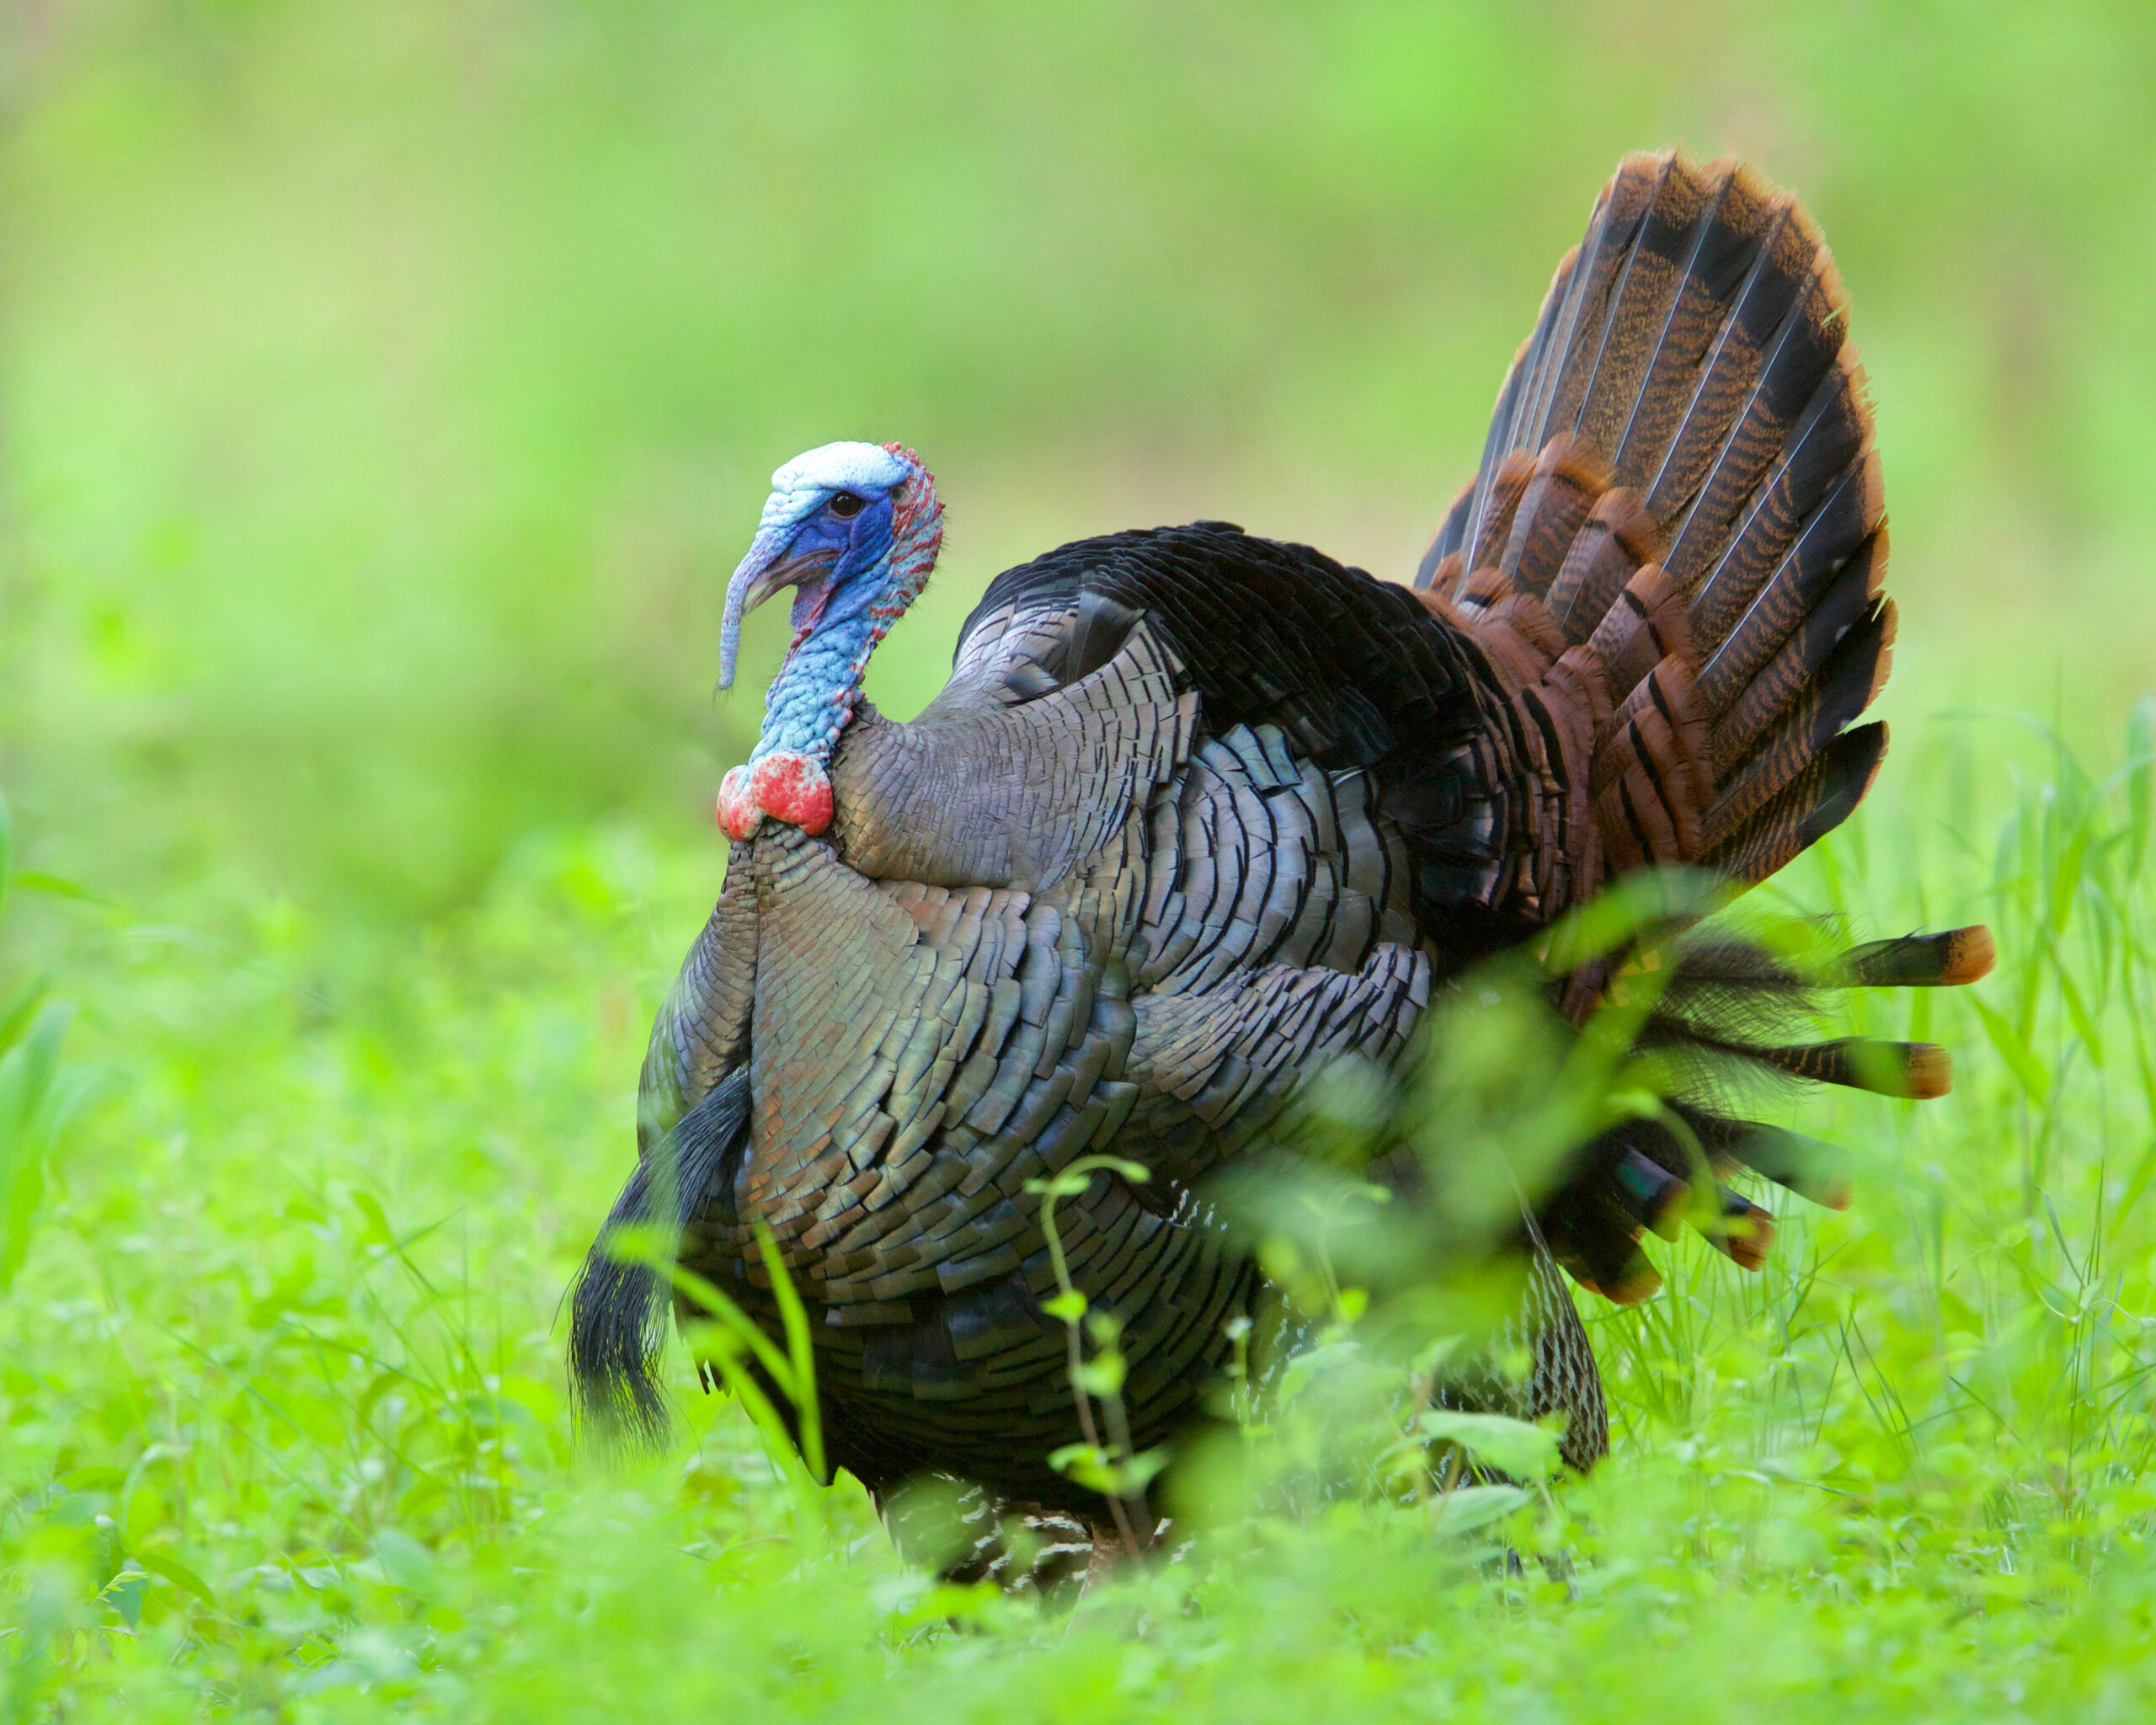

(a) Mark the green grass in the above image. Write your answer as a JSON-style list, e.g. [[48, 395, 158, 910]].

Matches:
[[3, 708, 2154, 1722], [11, 1, 2156, 1717]]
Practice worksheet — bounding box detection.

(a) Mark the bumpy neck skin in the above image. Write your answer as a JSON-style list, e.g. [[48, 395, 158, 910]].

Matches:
[[750, 585, 881, 770], [750, 460, 942, 770]]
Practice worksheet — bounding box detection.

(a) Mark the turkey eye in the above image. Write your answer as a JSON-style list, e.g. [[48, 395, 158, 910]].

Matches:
[[829, 492, 866, 520]]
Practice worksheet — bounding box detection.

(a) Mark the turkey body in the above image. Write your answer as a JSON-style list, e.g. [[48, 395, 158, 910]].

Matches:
[[644, 530, 1556, 1502], [579, 151, 1990, 1521]]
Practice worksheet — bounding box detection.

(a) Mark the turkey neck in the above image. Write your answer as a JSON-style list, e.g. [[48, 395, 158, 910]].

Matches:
[[750, 603, 881, 772], [748, 478, 945, 775]]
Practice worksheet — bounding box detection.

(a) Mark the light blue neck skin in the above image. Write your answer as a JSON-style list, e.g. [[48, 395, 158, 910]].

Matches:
[[750, 502, 896, 767], [718, 441, 917, 772]]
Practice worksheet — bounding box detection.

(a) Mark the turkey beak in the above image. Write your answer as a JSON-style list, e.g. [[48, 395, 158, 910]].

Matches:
[[718, 530, 838, 691]]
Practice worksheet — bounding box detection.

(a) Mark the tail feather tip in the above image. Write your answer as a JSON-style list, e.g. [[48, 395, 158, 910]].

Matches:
[[1903, 1043, 1952, 1101], [1940, 925, 1996, 985]]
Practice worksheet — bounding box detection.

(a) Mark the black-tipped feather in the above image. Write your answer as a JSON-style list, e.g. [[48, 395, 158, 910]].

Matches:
[[1658, 258, 1849, 581], [1610, 166, 1774, 483], [1703, 721, 1886, 883], [1833, 926, 1996, 987], [1693, 456, 1879, 701], [1701, 607, 1894, 850], [1716, 1123, 1853, 1210], [1542, 155, 1676, 464], [1711, 557, 1888, 766], [1572, 160, 1730, 461], [1640, 196, 1802, 515]]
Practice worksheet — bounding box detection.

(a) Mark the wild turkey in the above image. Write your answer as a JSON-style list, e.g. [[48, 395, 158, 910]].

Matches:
[[572, 151, 1992, 1554]]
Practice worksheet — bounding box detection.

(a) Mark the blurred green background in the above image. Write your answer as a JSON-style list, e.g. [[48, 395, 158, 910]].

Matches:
[[8, 0, 2154, 933], [8, 6, 2156, 1713]]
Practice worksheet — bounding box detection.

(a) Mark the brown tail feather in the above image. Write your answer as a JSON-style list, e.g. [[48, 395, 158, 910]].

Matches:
[[1468, 449, 1540, 574], [1499, 435, 1609, 595], [1572, 159, 1741, 465], [1700, 610, 1893, 852], [1833, 926, 1995, 987], [1522, 155, 1677, 489], [1753, 1036, 1952, 1100], [1419, 148, 1890, 907], [1711, 572, 1892, 772], [1705, 1187, 1777, 1271], [1592, 660, 1716, 873], [1610, 165, 1788, 483], [1586, 565, 1695, 701], [1702, 722, 1886, 884], [1545, 488, 1661, 645], [1428, 150, 1988, 1306]]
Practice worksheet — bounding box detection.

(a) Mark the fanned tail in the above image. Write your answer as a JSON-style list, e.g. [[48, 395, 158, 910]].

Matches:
[[1417, 148, 1890, 899], [1413, 149, 1990, 1298]]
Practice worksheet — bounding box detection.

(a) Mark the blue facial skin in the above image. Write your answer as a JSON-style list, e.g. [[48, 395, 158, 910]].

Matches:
[[781, 489, 897, 639]]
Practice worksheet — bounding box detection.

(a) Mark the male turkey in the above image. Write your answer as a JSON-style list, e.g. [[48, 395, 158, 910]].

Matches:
[[573, 151, 1991, 1552]]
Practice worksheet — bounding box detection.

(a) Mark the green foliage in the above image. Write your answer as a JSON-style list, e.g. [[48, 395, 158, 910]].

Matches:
[[0, 713, 2148, 1720], [1028, 1156, 1164, 1532], [0, 793, 81, 1299]]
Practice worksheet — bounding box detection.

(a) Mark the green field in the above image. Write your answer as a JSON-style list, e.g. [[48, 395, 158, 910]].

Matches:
[[7, 3, 2156, 1717]]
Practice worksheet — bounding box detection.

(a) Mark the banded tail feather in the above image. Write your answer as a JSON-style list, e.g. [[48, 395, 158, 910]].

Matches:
[[1415, 147, 1886, 909], [1533, 916, 1987, 1306], [1409, 150, 1988, 1309]]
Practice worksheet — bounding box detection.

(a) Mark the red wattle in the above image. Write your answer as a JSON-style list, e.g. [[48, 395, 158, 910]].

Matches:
[[750, 751, 834, 836], [717, 766, 761, 841]]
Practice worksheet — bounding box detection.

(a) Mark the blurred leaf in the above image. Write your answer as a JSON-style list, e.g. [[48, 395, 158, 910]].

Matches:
[[1428, 1484, 1531, 1537], [1970, 992, 2052, 1101], [350, 1189, 395, 1247], [1415, 1410, 1561, 1483], [1047, 1442, 1115, 1490], [131, 1550, 216, 1609], [2129, 694, 2155, 875], [1046, 1442, 1167, 1498], [2052, 944, 2105, 1064], [10, 873, 115, 907], [0, 1003, 72, 1295], [371, 1530, 439, 1600], [1535, 868, 1727, 975], [1118, 1449, 1172, 1495], [0, 981, 51, 1062]]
